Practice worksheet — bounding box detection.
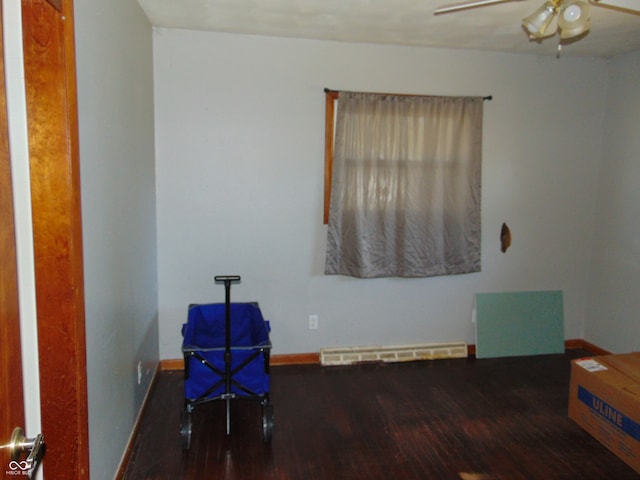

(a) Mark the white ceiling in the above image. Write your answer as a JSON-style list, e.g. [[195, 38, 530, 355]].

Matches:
[[137, 0, 640, 58]]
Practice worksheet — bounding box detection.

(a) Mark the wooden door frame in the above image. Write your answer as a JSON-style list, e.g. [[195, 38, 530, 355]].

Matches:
[[21, 0, 90, 478]]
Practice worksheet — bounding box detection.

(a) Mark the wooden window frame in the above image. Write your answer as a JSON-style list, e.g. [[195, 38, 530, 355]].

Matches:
[[323, 89, 338, 224]]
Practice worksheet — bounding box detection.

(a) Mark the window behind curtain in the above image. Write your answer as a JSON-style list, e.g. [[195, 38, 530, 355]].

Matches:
[[324, 92, 483, 278]]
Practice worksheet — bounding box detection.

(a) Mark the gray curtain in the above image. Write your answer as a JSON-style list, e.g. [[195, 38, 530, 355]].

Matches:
[[325, 92, 483, 278]]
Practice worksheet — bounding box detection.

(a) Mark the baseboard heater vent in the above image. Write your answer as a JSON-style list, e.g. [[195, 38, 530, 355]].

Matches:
[[320, 342, 468, 366]]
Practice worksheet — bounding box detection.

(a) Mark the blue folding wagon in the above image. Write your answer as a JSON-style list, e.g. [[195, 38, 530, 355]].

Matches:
[[180, 275, 273, 448]]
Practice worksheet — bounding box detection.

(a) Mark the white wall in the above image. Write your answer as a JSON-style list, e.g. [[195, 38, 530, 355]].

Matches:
[[74, 1, 158, 478], [154, 29, 609, 359], [586, 49, 640, 353]]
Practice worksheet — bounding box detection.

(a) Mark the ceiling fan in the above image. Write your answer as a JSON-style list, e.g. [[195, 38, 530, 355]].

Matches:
[[434, 0, 639, 42]]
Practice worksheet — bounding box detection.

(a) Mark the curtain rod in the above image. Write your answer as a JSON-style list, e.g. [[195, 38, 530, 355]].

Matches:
[[324, 88, 492, 101]]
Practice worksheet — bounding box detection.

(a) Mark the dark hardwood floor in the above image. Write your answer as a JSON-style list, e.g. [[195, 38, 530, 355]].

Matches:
[[122, 349, 638, 479]]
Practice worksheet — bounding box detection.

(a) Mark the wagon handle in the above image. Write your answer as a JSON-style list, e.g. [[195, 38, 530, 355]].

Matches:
[[214, 275, 241, 353], [214, 275, 241, 284], [214, 275, 240, 436]]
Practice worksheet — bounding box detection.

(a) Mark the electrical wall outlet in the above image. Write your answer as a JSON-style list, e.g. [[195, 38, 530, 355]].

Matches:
[[309, 314, 319, 330]]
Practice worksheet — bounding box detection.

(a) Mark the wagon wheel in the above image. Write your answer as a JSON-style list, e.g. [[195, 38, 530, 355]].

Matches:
[[262, 403, 274, 444], [180, 410, 192, 450]]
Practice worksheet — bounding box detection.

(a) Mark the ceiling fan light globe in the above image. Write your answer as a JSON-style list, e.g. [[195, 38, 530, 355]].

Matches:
[[522, 2, 557, 38], [558, 0, 591, 39]]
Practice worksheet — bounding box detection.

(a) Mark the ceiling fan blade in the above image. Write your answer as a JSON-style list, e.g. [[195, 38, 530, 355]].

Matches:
[[434, 0, 526, 15], [592, 0, 640, 14]]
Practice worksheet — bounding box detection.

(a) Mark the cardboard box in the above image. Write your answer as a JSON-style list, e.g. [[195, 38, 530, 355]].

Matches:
[[568, 353, 640, 474]]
